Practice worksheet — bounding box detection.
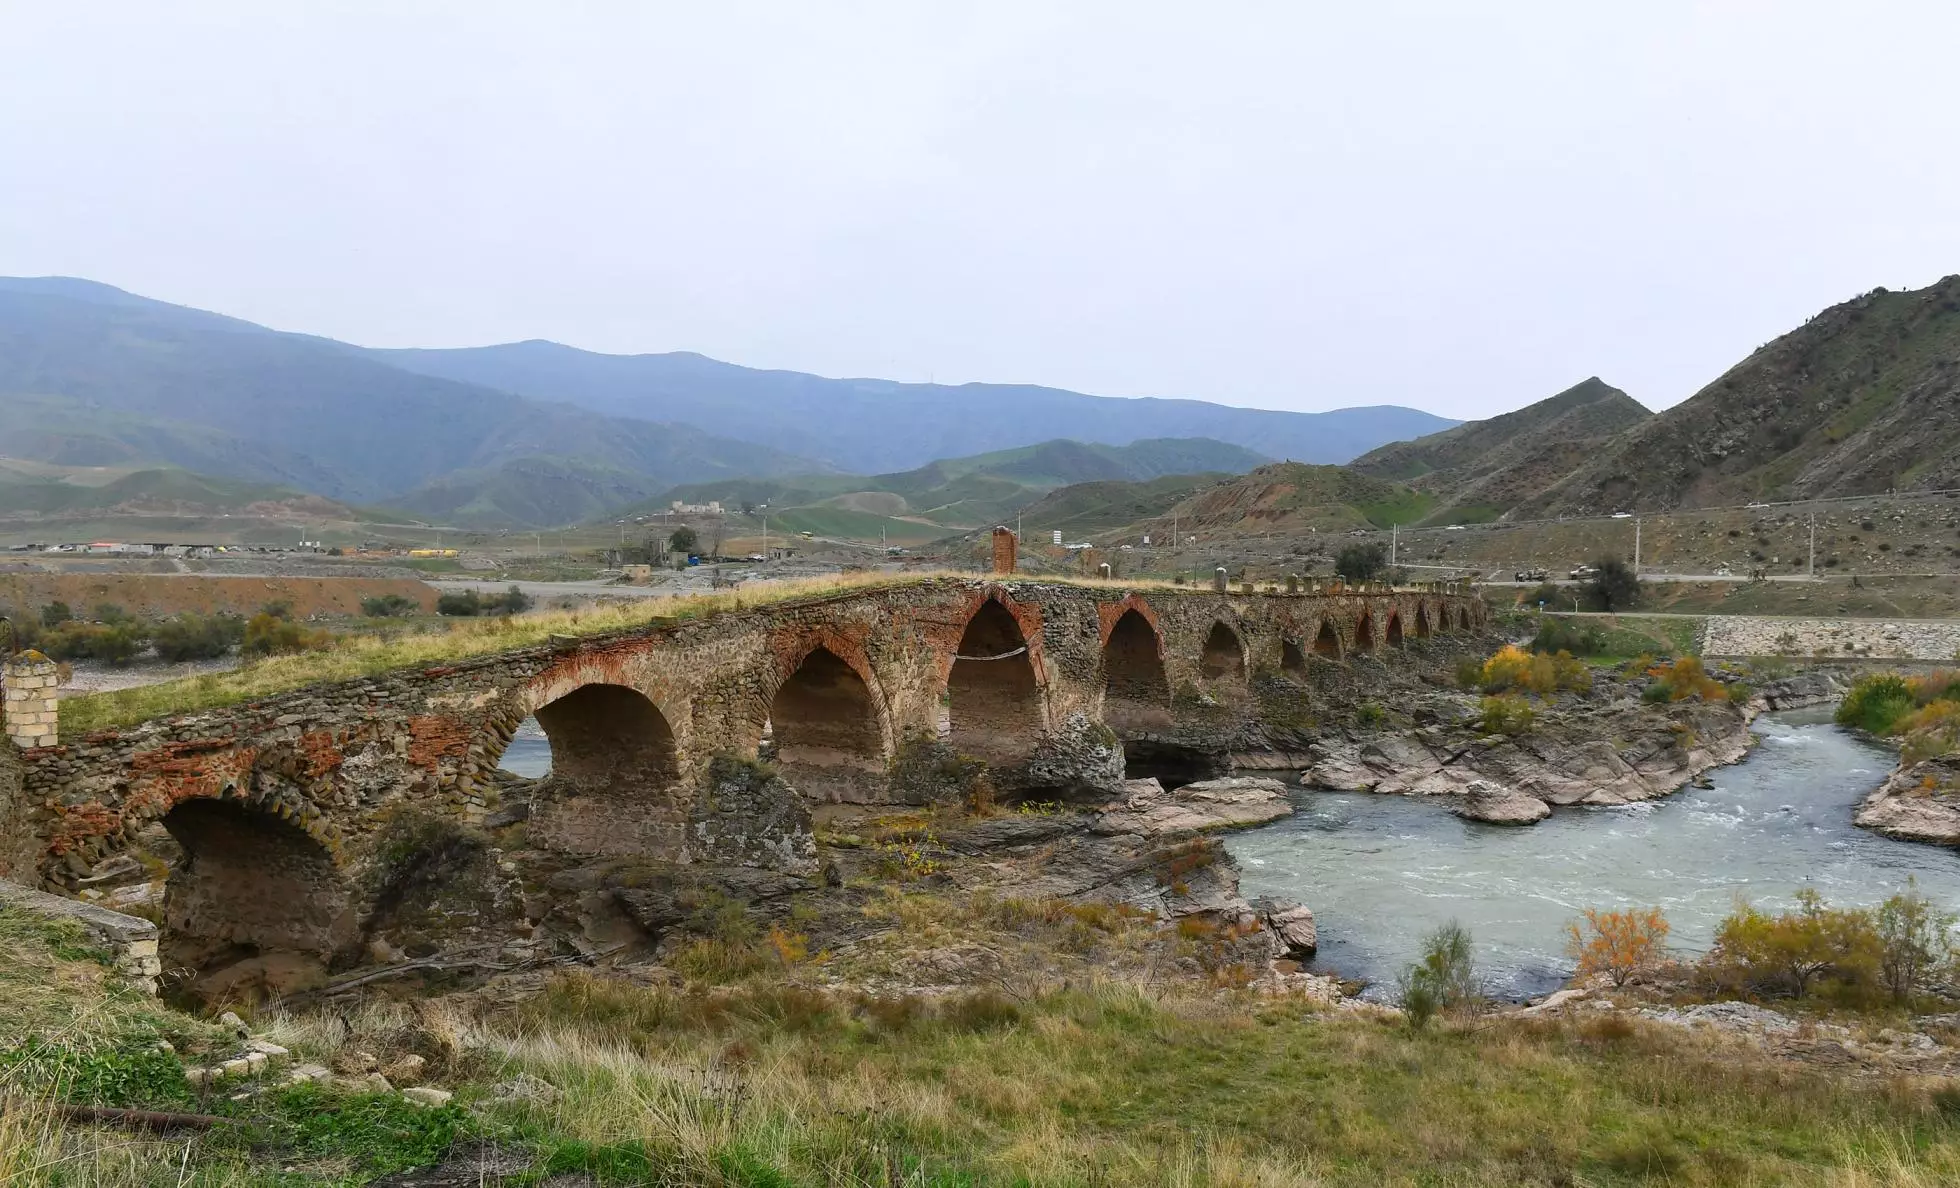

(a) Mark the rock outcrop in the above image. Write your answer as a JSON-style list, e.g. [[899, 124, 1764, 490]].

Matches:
[[1253, 896, 1317, 958], [1853, 757, 1960, 846], [1302, 685, 1753, 823], [1094, 776, 1292, 838]]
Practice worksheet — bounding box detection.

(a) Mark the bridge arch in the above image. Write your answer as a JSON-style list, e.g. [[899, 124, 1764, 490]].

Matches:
[[1313, 620, 1343, 660], [1414, 604, 1433, 638], [1352, 611, 1376, 655], [1385, 611, 1405, 648], [1281, 639, 1307, 675], [948, 596, 1044, 766], [522, 681, 688, 857], [1102, 606, 1170, 730], [159, 789, 355, 999], [1200, 621, 1247, 682], [766, 643, 890, 802]]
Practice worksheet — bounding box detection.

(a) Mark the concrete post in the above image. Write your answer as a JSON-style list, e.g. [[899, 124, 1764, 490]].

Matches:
[[990, 526, 1018, 575], [1213, 567, 1227, 592], [3, 650, 58, 749], [1286, 574, 1300, 594], [1098, 563, 1112, 579]]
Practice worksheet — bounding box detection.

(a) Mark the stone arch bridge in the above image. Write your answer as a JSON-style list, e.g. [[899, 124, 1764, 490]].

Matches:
[[0, 578, 1484, 974]]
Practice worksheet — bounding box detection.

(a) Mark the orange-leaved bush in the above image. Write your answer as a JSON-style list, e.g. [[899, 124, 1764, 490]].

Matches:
[[1565, 906, 1670, 987]]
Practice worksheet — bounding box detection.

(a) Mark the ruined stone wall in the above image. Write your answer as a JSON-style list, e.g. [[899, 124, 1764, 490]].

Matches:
[[0, 737, 29, 880]]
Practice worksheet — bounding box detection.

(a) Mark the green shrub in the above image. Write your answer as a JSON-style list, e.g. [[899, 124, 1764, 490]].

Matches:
[[1579, 558, 1641, 612], [360, 594, 419, 618], [1335, 542, 1388, 583], [150, 612, 244, 662], [1530, 618, 1606, 656], [435, 585, 532, 617], [1837, 674, 1916, 735], [1478, 694, 1536, 735], [242, 612, 329, 656], [40, 621, 142, 665], [1399, 921, 1478, 1028], [1703, 888, 1883, 1001], [1875, 878, 1956, 1003], [39, 601, 72, 628]]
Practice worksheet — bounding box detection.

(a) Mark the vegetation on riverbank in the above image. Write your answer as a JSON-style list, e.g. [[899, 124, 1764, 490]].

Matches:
[[12, 894, 1960, 1187], [1840, 670, 1960, 761]]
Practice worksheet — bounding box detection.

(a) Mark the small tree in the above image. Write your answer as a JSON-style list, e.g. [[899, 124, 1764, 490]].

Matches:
[[669, 526, 700, 554], [39, 602, 73, 629], [1566, 906, 1670, 987], [1580, 557, 1641, 612], [360, 594, 418, 618], [1398, 920, 1478, 1028], [1875, 878, 1956, 1003], [1335, 542, 1388, 583]]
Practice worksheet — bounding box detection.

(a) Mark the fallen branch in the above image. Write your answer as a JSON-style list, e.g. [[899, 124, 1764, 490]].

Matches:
[[52, 1103, 226, 1131]]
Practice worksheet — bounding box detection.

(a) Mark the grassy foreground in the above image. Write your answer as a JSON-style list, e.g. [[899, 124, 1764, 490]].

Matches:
[[9, 902, 1960, 1186]]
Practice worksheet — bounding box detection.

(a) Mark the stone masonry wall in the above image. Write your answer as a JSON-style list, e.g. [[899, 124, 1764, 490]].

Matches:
[[16, 578, 1486, 889], [1702, 616, 1960, 661]]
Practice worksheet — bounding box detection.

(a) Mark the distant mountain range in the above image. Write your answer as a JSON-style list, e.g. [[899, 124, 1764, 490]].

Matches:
[[374, 340, 1457, 475], [625, 437, 1268, 543], [0, 277, 1457, 528]]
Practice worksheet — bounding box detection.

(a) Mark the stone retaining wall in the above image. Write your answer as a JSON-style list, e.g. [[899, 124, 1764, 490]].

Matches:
[[1702, 617, 1960, 662]]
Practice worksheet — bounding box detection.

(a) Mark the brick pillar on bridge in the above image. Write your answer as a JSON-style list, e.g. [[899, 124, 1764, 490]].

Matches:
[[3, 651, 58, 750], [991, 526, 1018, 575]]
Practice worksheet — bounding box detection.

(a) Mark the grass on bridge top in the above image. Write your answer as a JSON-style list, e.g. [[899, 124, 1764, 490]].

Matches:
[[52, 569, 1197, 737], [54, 569, 1443, 737]]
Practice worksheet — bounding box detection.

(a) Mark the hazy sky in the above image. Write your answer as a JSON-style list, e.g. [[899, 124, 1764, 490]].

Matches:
[[5, 3, 1957, 419]]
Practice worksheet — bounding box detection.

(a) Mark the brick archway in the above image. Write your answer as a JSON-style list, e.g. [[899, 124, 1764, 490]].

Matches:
[[526, 682, 687, 858], [159, 790, 356, 993], [1201, 621, 1247, 682], [948, 596, 1045, 766], [768, 645, 889, 803], [1103, 607, 1170, 731]]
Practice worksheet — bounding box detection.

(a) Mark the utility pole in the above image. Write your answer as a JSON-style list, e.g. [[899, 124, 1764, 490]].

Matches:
[[1808, 513, 1816, 578], [762, 515, 768, 561], [1633, 518, 1641, 574], [1390, 522, 1398, 567]]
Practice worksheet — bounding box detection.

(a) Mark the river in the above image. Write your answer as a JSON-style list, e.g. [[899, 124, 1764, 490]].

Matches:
[[501, 709, 1959, 1000], [1229, 708, 1960, 1000]]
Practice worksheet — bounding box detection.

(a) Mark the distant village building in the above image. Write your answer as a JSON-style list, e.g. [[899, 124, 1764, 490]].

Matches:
[[670, 500, 723, 515]]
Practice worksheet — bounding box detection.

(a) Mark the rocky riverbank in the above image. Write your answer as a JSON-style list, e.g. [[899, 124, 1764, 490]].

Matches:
[[1299, 671, 1756, 824], [1853, 756, 1960, 846]]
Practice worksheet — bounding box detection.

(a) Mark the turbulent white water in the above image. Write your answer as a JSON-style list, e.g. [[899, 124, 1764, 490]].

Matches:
[[1228, 709, 1960, 1000]]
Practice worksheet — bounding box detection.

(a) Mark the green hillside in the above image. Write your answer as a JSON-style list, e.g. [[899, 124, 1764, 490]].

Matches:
[[0, 457, 343, 518], [640, 437, 1270, 538], [388, 456, 668, 529]]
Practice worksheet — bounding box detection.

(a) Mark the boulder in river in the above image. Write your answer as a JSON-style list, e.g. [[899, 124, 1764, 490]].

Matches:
[[1453, 780, 1550, 825]]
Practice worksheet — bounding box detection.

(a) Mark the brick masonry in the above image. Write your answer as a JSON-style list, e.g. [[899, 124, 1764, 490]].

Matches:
[[1, 578, 1485, 959]]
